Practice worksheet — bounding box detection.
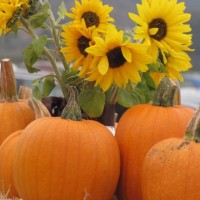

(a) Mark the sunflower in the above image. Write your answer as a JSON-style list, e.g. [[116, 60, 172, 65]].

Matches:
[[0, 0, 29, 35], [66, 0, 114, 33], [85, 28, 153, 91], [150, 51, 192, 86], [60, 23, 96, 76], [129, 0, 193, 62]]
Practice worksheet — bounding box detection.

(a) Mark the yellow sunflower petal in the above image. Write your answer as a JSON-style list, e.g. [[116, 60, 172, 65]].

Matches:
[[98, 55, 109, 75], [149, 28, 159, 36], [121, 47, 132, 63]]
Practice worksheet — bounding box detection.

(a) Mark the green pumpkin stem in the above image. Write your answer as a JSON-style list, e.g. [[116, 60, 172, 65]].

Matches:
[[61, 86, 82, 121], [184, 107, 200, 143], [0, 58, 18, 102], [152, 77, 178, 107]]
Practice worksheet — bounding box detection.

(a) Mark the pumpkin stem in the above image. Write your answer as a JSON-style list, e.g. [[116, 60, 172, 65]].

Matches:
[[61, 86, 82, 121], [0, 58, 18, 102], [28, 97, 51, 118], [152, 77, 178, 107], [184, 106, 200, 143], [173, 80, 181, 105], [18, 86, 33, 99]]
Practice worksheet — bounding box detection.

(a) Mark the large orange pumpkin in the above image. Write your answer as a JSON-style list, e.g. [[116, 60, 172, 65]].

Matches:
[[0, 59, 35, 145], [115, 77, 194, 200], [13, 87, 120, 200], [142, 107, 200, 200]]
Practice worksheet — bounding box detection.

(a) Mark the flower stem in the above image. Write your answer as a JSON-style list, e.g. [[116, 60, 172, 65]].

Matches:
[[106, 85, 119, 104], [48, 9, 70, 71], [20, 16, 68, 99]]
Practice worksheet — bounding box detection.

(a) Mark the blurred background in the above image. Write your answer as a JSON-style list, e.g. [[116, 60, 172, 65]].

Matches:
[[0, 0, 199, 108]]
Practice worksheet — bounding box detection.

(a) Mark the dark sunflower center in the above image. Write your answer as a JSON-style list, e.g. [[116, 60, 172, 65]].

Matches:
[[77, 36, 91, 57], [107, 47, 126, 68], [149, 18, 167, 41], [81, 11, 100, 28]]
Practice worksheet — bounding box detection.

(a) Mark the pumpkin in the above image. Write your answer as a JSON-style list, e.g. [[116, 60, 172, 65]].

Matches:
[[0, 98, 51, 198], [0, 130, 21, 198], [142, 106, 200, 200], [115, 77, 194, 200], [0, 59, 35, 145], [13, 86, 120, 200]]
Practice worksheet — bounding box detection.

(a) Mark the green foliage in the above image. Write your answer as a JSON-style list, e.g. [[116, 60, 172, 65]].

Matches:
[[29, 2, 50, 29], [117, 75, 155, 108], [25, 0, 42, 18], [32, 75, 55, 99], [42, 76, 56, 97], [79, 88, 105, 118], [57, 1, 67, 20], [23, 35, 47, 73], [148, 60, 167, 73], [61, 70, 84, 88]]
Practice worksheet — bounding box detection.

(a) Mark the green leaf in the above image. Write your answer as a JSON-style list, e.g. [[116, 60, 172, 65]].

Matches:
[[42, 76, 56, 97], [148, 60, 166, 73], [57, 1, 67, 19], [118, 81, 151, 108], [79, 88, 105, 118], [32, 86, 42, 100], [23, 35, 47, 73], [29, 2, 50, 29], [142, 73, 156, 90]]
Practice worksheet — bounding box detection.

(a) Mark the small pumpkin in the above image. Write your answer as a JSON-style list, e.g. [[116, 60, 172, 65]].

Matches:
[[0, 97, 51, 198], [13, 86, 120, 200], [0, 130, 21, 198], [0, 59, 35, 145], [142, 105, 200, 200], [115, 77, 194, 200]]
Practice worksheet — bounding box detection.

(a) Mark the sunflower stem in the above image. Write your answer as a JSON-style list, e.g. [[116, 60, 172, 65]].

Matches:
[[48, 9, 70, 71], [20, 16, 68, 99], [152, 77, 177, 107], [106, 85, 119, 104]]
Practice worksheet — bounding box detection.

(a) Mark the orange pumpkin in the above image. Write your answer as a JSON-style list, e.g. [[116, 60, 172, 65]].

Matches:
[[0, 98, 51, 198], [13, 87, 120, 200], [115, 77, 194, 200], [0, 130, 21, 198], [0, 59, 35, 145], [142, 107, 200, 200]]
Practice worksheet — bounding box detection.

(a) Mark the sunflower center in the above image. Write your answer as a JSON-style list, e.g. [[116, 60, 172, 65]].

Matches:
[[107, 47, 126, 68], [78, 36, 90, 57], [149, 18, 167, 41], [81, 11, 100, 28]]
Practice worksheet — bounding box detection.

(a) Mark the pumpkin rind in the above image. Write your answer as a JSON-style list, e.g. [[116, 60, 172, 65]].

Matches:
[[0, 59, 35, 145], [0, 130, 21, 198], [142, 104, 200, 200], [0, 101, 35, 145], [13, 117, 120, 200], [142, 138, 200, 200], [115, 78, 194, 200]]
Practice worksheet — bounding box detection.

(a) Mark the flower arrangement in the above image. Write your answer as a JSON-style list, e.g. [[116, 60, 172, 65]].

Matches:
[[0, 0, 193, 122]]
